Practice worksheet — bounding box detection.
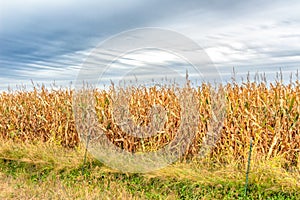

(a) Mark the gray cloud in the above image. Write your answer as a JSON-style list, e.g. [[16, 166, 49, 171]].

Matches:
[[0, 0, 300, 91]]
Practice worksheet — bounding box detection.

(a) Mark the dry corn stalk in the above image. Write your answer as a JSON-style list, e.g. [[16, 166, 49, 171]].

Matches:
[[0, 77, 299, 167]]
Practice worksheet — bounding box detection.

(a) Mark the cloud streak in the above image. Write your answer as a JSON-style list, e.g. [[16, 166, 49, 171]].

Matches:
[[0, 0, 300, 90]]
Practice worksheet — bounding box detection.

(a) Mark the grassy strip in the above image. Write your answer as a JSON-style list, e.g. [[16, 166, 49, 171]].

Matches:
[[0, 140, 299, 199]]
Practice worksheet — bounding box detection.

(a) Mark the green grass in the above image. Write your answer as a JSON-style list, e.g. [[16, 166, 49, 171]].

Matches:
[[0, 140, 299, 199]]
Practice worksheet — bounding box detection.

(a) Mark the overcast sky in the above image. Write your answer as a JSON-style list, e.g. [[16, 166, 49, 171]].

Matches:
[[1, 0, 300, 90]]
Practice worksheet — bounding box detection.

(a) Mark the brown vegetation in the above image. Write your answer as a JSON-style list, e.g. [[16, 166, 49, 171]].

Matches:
[[0, 78, 299, 167]]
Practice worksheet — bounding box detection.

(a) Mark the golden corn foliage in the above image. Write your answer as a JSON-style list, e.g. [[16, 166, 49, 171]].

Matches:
[[0, 79, 299, 167]]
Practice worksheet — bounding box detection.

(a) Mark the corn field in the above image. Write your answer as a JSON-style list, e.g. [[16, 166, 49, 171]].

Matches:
[[0, 78, 299, 167]]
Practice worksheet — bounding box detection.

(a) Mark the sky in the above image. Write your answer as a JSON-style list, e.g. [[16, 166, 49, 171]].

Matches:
[[0, 0, 300, 91]]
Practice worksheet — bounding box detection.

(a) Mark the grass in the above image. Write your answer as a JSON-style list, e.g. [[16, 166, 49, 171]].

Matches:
[[0, 140, 299, 199]]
